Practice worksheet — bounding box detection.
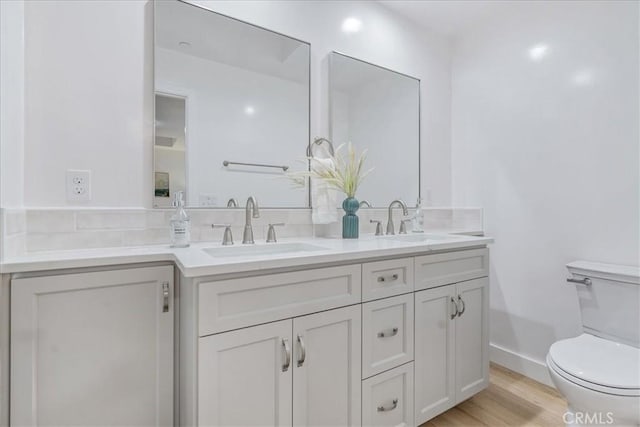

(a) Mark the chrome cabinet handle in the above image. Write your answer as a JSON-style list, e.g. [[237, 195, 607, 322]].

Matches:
[[377, 398, 398, 412], [377, 274, 399, 283], [297, 335, 306, 367], [457, 295, 466, 317], [450, 297, 459, 319], [162, 282, 170, 313], [377, 327, 399, 338], [567, 277, 592, 286], [282, 338, 291, 372]]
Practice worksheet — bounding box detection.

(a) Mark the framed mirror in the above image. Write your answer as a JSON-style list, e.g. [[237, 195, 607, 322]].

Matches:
[[154, 0, 310, 208], [329, 52, 420, 208]]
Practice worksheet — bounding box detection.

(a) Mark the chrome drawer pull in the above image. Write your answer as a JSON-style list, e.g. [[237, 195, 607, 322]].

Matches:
[[162, 282, 170, 313], [457, 295, 466, 317], [297, 335, 306, 367], [450, 297, 458, 319], [377, 274, 399, 283], [377, 327, 399, 338], [282, 338, 291, 372], [567, 277, 592, 286], [377, 398, 398, 412]]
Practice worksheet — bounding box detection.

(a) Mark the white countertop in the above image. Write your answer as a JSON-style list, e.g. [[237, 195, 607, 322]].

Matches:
[[1, 233, 492, 278]]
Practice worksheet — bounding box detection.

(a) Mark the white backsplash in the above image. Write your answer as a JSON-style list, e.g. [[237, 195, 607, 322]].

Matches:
[[0, 207, 483, 258]]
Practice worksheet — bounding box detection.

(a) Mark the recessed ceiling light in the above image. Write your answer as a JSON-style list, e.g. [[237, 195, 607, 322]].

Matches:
[[244, 105, 255, 116], [178, 41, 191, 48], [528, 43, 549, 61], [342, 17, 362, 34]]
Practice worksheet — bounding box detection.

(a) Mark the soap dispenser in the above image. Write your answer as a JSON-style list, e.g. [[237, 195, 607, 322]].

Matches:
[[412, 197, 424, 233], [170, 191, 191, 247]]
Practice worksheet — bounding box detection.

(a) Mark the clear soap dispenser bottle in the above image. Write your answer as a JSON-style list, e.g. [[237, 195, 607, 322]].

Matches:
[[170, 191, 190, 247], [412, 197, 424, 233]]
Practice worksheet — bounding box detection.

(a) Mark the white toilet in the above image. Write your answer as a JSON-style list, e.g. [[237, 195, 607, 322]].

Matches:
[[547, 261, 640, 426]]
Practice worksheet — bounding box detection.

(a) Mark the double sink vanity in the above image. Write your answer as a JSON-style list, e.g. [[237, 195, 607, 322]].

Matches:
[[3, 231, 491, 427]]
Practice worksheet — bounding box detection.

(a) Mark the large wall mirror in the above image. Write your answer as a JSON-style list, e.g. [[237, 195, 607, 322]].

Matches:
[[154, 0, 310, 208], [329, 52, 420, 208]]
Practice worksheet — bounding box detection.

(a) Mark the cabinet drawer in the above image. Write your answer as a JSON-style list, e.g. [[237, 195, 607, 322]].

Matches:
[[362, 362, 414, 427], [362, 294, 414, 378], [362, 258, 414, 301], [198, 264, 361, 335], [415, 248, 488, 291]]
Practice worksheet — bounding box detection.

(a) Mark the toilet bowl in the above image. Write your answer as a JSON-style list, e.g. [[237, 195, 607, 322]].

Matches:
[[547, 334, 640, 426], [547, 261, 640, 426]]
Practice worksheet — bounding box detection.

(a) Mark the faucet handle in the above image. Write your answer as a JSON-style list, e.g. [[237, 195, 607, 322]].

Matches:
[[212, 224, 234, 245], [370, 219, 383, 236], [266, 223, 285, 243], [399, 219, 412, 235]]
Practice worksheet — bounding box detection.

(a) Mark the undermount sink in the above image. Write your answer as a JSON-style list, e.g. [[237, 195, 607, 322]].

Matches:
[[381, 234, 457, 243], [202, 242, 329, 258]]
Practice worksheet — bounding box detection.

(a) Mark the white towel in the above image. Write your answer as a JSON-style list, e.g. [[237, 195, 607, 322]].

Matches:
[[311, 157, 339, 224]]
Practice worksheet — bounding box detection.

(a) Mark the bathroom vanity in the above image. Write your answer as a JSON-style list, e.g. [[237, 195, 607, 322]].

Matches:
[[1, 233, 491, 427]]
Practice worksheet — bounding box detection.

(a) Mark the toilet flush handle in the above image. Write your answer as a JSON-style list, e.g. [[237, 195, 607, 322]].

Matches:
[[567, 277, 592, 286]]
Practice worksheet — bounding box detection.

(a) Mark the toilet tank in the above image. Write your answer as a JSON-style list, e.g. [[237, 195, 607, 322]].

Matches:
[[567, 261, 640, 348]]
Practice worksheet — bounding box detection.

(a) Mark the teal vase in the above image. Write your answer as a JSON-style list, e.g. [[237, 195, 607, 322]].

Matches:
[[342, 197, 360, 239]]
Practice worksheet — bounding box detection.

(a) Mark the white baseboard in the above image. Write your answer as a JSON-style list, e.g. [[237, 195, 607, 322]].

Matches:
[[490, 343, 554, 387]]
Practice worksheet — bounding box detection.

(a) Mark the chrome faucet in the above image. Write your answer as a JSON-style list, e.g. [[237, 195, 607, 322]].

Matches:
[[227, 198, 238, 208], [386, 199, 409, 235], [359, 200, 372, 208], [242, 196, 260, 244]]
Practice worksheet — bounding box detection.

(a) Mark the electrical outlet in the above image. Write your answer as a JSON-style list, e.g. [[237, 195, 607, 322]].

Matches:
[[66, 170, 91, 202]]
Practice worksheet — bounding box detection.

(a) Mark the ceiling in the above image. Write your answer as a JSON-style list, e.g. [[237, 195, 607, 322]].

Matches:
[[378, 1, 510, 37]]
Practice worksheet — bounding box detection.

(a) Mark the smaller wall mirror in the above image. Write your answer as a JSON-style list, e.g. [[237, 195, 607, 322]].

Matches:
[[329, 52, 420, 207]]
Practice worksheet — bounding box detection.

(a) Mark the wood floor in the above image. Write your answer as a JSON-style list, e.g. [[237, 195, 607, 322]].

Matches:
[[422, 363, 568, 427]]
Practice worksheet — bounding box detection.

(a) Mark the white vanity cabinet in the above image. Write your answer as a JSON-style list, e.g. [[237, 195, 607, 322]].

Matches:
[[181, 246, 490, 427], [10, 265, 175, 427], [414, 277, 489, 425], [198, 305, 361, 427]]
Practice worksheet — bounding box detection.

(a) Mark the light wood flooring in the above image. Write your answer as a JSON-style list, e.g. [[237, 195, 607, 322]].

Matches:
[[422, 363, 568, 427]]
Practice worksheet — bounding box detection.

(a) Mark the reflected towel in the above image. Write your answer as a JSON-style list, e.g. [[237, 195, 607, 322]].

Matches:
[[311, 157, 339, 224]]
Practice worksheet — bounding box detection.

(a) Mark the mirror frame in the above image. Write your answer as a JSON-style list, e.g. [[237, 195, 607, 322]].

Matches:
[[153, 0, 312, 209], [328, 51, 421, 208]]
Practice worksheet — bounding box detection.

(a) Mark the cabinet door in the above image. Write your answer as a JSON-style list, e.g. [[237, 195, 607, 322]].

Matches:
[[455, 278, 489, 402], [11, 266, 174, 427], [293, 305, 361, 427], [414, 285, 456, 425], [198, 319, 292, 427]]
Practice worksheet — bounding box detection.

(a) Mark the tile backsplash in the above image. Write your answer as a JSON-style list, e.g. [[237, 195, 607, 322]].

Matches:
[[0, 207, 483, 258]]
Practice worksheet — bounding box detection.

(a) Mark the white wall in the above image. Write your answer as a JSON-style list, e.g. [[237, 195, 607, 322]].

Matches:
[[0, 0, 25, 208], [451, 0, 639, 380], [4, 0, 452, 209], [20, 0, 153, 208]]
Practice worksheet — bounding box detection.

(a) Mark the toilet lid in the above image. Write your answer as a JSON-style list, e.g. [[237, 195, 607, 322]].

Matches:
[[549, 334, 640, 391]]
